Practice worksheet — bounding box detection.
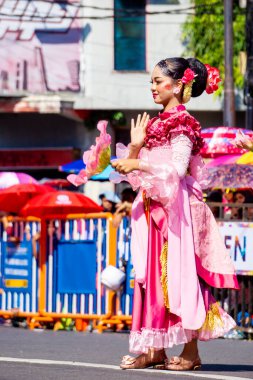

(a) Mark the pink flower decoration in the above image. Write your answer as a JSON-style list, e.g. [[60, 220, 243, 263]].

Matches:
[[181, 68, 196, 84], [205, 64, 222, 94], [234, 130, 253, 152], [67, 120, 111, 186]]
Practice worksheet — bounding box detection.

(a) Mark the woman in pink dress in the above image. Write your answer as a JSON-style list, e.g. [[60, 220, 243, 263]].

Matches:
[[111, 57, 239, 371]]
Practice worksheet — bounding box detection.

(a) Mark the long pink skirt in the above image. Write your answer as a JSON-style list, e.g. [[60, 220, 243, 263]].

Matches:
[[129, 204, 236, 354]]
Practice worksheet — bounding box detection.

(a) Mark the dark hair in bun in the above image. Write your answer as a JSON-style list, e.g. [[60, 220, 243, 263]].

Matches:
[[157, 57, 208, 98]]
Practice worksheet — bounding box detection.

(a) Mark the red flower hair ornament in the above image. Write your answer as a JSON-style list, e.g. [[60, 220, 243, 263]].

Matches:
[[181, 68, 197, 84], [204, 64, 222, 94]]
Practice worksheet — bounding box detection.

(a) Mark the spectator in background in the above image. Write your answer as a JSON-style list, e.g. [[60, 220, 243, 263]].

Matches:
[[1, 213, 20, 243], [233, 188, 253, 220], [230, 205, 243, 220], [222, 188, 235, 219], [99, 191, 120, 214], [113, 188, 137, 228], [206, 189, 222, 218]]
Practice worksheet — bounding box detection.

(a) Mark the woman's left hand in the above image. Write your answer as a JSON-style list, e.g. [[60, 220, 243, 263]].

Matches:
[[111, 159, 139, 174]]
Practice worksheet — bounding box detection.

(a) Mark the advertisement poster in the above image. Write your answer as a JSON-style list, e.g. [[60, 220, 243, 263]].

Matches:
[[2, 240, 32, 292], [0, 0, 81, 94]]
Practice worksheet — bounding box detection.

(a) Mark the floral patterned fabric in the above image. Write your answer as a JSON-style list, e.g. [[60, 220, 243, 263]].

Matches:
[[144, 109, 204, 155]]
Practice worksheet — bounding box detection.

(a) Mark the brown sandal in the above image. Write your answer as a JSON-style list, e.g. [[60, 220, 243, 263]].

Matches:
[[120, 351, 167, 370], [155, 356, 202, 371]]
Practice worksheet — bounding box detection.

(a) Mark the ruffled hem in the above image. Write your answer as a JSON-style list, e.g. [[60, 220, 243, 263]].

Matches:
[[129, 326, 197, 354], [129, 308, 236, 354], [198, 307, 236, 341]]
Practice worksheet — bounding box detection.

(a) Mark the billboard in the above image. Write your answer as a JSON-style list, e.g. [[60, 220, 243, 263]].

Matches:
[[0, 0, 82, 94], [218, 221, 253, 275]]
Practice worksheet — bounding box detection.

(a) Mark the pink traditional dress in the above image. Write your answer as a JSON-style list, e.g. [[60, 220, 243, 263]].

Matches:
[[110, 104, 239, 354]]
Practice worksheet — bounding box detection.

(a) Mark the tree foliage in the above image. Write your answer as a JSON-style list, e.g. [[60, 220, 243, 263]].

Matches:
[[181, 0, 246, 95]]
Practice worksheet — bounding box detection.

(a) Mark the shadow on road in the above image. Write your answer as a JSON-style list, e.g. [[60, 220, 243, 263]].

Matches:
[[203, 364, 253, 372]]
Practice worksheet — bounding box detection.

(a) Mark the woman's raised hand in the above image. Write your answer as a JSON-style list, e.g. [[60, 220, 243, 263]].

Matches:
[[130, 112, 150, 149]]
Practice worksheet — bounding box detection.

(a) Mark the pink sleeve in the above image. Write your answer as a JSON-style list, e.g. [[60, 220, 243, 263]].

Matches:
[[109, 143, 142, 190], [109, 143, 179, 206], [138, 160, 179, 208]]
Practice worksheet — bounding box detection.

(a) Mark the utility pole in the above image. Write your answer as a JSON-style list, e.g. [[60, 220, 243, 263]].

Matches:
[[245, 0, 253, 130], [224, 0, 236, 127]]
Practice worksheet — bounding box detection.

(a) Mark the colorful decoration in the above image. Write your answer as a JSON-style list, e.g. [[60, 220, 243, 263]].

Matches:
[[237, 151, 253, 165], [206, 164, 253, 189], [67, 120, 111, 186], [201, 127, 253, 158], [204, 64, 222, 94], [206, 152, 253, 168]]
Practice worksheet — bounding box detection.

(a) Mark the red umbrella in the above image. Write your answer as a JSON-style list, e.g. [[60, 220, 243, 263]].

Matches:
[[0, 183, 55, 213], [39, 178, 72, 189], [20, 190, 103, 217], [201, 127, 253, 158]]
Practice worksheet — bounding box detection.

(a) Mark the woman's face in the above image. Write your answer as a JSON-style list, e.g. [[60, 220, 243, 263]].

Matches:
[[234, 192, 245, 204], [224, 191, 234, 202], [102, 198, 113, 212], [150, 66, 179, 106]]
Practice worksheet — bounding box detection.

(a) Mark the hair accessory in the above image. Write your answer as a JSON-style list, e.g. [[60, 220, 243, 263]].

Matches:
[[181, 68, 197, 104], [204, 64, 222, 94], [181, 68, 196, 84]]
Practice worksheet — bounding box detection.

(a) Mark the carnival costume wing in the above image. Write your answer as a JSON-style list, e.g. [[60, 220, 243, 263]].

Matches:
[[67, 120, 111, 186]]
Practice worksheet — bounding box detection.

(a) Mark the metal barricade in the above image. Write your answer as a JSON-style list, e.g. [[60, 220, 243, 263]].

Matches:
[[96, 216, 133, 332], [0, 218, 40, 318], [34, 213, 117, 330], [1, 211, 252, 336], [0, 214, 117, 330]]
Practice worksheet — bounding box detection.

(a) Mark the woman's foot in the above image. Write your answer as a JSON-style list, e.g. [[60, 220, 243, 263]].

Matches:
[[155, 340, 201, 371], [120, 349, 167, 370], [155, 356, 202, 371], [165, 355, 202, 371]]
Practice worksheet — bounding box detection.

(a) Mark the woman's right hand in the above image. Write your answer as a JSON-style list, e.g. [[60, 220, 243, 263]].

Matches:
[[130, 112, 150, 149]]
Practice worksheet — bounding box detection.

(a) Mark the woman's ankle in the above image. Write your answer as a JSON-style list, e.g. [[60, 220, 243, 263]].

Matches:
[[149, 348, 166, 360], [181, 341, 199, 360]]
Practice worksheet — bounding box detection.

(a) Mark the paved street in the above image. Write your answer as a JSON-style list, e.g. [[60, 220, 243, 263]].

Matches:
[[0, 325, 252, 380]]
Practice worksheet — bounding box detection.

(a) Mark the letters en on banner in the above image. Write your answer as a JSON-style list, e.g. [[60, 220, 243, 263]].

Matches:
[[0, 0, 82, 94], [218, 221, 253, 275]]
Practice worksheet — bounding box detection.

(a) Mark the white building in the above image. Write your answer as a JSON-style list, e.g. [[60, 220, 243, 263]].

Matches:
[[0, 0, 245, 180], [75, 0, 245, 131]]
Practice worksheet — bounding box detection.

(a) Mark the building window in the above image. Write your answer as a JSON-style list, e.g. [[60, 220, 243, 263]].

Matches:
[[114, 0, 146, 71]]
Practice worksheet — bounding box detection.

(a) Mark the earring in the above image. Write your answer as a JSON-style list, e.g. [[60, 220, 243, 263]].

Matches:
[[173, 87, 180, 94]]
